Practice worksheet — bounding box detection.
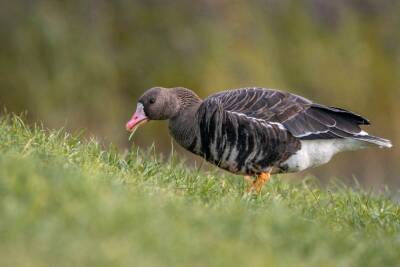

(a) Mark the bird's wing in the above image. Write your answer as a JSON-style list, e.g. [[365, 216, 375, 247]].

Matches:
[[206, 87, 370, 140]]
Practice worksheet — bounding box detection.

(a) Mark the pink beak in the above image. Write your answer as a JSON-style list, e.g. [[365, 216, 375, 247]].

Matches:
[[126, 103, 149, 132]]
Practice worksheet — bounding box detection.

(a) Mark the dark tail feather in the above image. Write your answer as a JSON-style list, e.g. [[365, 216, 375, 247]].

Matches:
[[354, 134, 392, 148]]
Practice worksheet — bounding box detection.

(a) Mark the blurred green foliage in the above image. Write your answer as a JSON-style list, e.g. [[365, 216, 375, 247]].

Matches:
[[1, 0, 399, 186], [1, 115, 400, 267]]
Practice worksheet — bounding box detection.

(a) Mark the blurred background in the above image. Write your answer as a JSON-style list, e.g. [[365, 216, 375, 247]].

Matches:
[[1, 0, 399, 187]]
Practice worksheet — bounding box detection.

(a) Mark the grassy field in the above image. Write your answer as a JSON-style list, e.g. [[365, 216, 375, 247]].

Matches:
[[0, 115, 399, 267]]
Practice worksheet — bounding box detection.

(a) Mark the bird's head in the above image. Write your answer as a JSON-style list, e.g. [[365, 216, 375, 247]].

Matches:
[[126, 87, 199, 132]]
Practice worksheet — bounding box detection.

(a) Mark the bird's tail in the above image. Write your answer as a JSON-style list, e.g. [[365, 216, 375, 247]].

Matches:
[[354, 134, 392, 148]]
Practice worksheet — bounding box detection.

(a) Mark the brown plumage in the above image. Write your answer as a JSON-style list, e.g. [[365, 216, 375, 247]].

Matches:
[[126, 87, 392, 192]]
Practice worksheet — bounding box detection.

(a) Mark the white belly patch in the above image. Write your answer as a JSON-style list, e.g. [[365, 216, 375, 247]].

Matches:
[[281, 139, 366, 172]]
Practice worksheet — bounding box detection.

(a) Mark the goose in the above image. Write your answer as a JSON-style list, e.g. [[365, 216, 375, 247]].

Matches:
[[126, 87, 392, 192]]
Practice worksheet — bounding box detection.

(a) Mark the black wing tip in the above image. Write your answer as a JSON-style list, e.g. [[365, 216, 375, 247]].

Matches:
[[330, 106, 371, 125], [312, 104, 370, 125]]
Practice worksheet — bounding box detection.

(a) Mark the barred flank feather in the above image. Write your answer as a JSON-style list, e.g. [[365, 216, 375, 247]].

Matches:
[[193, 97, 301, 175]]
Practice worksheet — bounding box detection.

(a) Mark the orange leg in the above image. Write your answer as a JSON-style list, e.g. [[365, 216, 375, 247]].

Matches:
[[245, 172, 271, 193]]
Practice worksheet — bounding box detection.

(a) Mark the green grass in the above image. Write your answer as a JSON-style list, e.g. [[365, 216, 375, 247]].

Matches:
[[0, 115, 399, 267]]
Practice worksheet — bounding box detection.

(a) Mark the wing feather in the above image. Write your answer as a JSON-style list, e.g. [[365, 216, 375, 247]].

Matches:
[[206, 87, 370, 140]]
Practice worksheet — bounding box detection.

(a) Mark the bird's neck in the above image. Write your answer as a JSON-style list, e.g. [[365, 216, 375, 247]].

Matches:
[[171, 87, 202, 112], [168, 99, 202, 150]]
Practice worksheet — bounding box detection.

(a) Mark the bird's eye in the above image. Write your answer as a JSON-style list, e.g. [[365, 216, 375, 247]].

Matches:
[[149, 98, 156, 104]]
